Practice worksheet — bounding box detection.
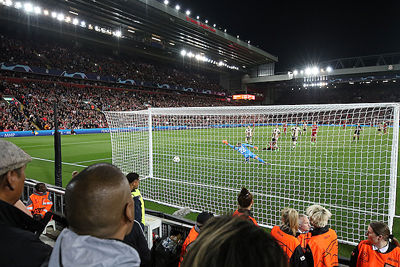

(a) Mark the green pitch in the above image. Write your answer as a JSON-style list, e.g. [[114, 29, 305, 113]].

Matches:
[[5, 126, 400, 258]]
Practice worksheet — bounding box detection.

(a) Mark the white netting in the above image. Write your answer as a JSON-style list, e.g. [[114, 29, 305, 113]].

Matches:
[[104, 103, 399, 245]]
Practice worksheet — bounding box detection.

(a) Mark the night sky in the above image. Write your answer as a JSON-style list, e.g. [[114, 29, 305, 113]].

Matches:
[[175, 0, 400, 72]]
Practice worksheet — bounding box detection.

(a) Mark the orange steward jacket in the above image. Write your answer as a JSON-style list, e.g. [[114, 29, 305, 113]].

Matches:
[[233, 208, 258, 226], [349, 240, 400, 267], [305, 226, 339, 267], [26, 191, 53, 218], [178, 225, 200, 267], [271, 226, 308, 267]]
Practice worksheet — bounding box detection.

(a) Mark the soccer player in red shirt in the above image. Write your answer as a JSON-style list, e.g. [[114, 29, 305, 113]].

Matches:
[[283, 122, 287, 136], [311, 122, 318, 144]]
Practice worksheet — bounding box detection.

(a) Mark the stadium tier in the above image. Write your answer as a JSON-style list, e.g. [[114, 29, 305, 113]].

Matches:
[[104, 104, 399, 246]]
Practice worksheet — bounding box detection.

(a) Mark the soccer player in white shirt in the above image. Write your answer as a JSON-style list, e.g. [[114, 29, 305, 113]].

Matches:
[[291, 125, 301, 148], [245, 126, 253, 144]]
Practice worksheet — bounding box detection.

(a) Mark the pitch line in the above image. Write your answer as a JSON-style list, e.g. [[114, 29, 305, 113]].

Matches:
[[31, 157, 88, 168], [21, 140, 107, 148], [72, 157, 112, 164]]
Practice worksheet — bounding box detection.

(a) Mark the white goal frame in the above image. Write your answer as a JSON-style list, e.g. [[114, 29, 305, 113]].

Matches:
[[104, 103, 399, 245]]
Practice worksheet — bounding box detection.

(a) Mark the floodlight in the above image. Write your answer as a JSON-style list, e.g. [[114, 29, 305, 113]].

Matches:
[[163, 0, 169, 4], [51, 11, 57, 18], [14, 2, 21, 9], [236, 35, 239, 38], [213, 24, 216, 27], [33, 6, 41, 14], [57, 13, 64, 21], [224, 29, 227, 33], [65, 16, 71, 23], [180, 49, 187, 56], [311, 66, 319, 75], [94, 26, 100, 31], [80, 21, 86, 27], [72, 18, 79, 25], [4, 0, 12, 6], [326, 66, 332, 72], [185, 10, 190, 15], [205, 19, 208, 24], [195, 54, 201, 60], [293, 70, 298, 76], [187, 52, 194, 58], [196, 16, 199, 20], [175, 4, 180, 10], [24, 2, 33, 13], [114, 30, 122, 37], [247, 40, 250, 44], [43, 9, 49, 15]]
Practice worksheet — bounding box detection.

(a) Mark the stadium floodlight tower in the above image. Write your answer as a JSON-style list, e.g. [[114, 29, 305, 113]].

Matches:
[[104, 103, 399, 246]]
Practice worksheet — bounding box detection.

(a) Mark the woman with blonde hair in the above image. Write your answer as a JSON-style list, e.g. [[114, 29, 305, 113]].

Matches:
[[271, 207, 307, 267], [350, 221, 400, 266], [304, 204, 338, 267]]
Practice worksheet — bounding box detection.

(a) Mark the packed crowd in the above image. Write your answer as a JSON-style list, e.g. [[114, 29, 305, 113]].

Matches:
[[0, 34, 225, 92], [0, 78, 232, 132], [1, 140, 399, 267]]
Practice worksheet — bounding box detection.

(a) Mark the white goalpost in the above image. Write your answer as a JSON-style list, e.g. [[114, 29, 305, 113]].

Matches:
[[104, 103, 399, 245]]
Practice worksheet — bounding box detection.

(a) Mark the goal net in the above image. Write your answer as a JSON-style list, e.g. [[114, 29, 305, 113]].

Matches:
[[104, 103, 399, 245]]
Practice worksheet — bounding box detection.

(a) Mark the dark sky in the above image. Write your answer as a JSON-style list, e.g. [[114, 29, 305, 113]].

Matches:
[[175, 0, 400, 72]]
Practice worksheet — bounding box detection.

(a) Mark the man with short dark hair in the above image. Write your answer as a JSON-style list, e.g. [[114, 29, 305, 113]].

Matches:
[[0, 140, 52, 266], [127, 172, 145, 230], [48, 163, 140, 267]]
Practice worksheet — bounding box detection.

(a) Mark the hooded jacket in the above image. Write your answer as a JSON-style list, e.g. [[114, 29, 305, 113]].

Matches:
[[48, 228, 141, 267]]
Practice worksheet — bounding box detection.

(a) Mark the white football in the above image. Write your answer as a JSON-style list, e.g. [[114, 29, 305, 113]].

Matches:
[[173, 156, 181, 163]]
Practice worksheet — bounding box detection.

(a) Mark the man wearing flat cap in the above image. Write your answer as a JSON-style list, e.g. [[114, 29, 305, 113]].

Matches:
[[0, 140, 52, 267]]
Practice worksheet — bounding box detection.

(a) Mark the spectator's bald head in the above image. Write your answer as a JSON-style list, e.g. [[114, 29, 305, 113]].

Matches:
[[65, 163, 134, 240]]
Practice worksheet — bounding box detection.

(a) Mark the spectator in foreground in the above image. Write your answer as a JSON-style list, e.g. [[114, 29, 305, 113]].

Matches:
[[305, 205, 338, 267], [127, 172, 145, 230], [48, 163, 140, 267], [349, 221, 400, 267], [181, 215, 287, 267], [178, 211, 214, 266], [297, 214, 311, 251], [0, 140, 52, 266], [124, 217, 151, 267], [271, 208, 307, 267], [232, 187, 258, 225]]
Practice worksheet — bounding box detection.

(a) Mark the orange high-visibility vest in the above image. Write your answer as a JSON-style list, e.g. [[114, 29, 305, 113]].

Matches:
[[179, 226, 199, 267], [307, 228, 338, 267], [271, 226, 302, 263], [26, 192, 53, 218], [233, 209, 258, 226], [353, 240, 400, 267]]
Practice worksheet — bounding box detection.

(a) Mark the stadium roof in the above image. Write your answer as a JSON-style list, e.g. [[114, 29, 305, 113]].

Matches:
[[2, 0, 278, 71]]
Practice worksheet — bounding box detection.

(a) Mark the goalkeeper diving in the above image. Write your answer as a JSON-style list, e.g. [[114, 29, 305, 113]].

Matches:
[[222, 140, 269, 165]]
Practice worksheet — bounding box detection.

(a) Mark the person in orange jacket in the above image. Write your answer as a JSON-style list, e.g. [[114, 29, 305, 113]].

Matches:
[[271, 208, 307, 267], [27, 183, 53, 221], [178, 211, 214, 267], [350, 221, 400, 267], [233, 187, 258, 226], [304, 205, 338, 267]]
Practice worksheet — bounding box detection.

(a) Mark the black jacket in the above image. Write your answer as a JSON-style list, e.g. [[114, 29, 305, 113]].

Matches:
[[0, 199, 52, 267], [124, 220, 151, 267]]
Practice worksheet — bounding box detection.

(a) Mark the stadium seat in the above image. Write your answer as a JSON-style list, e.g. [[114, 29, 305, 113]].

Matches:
[[43, 220, 56, 234]]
